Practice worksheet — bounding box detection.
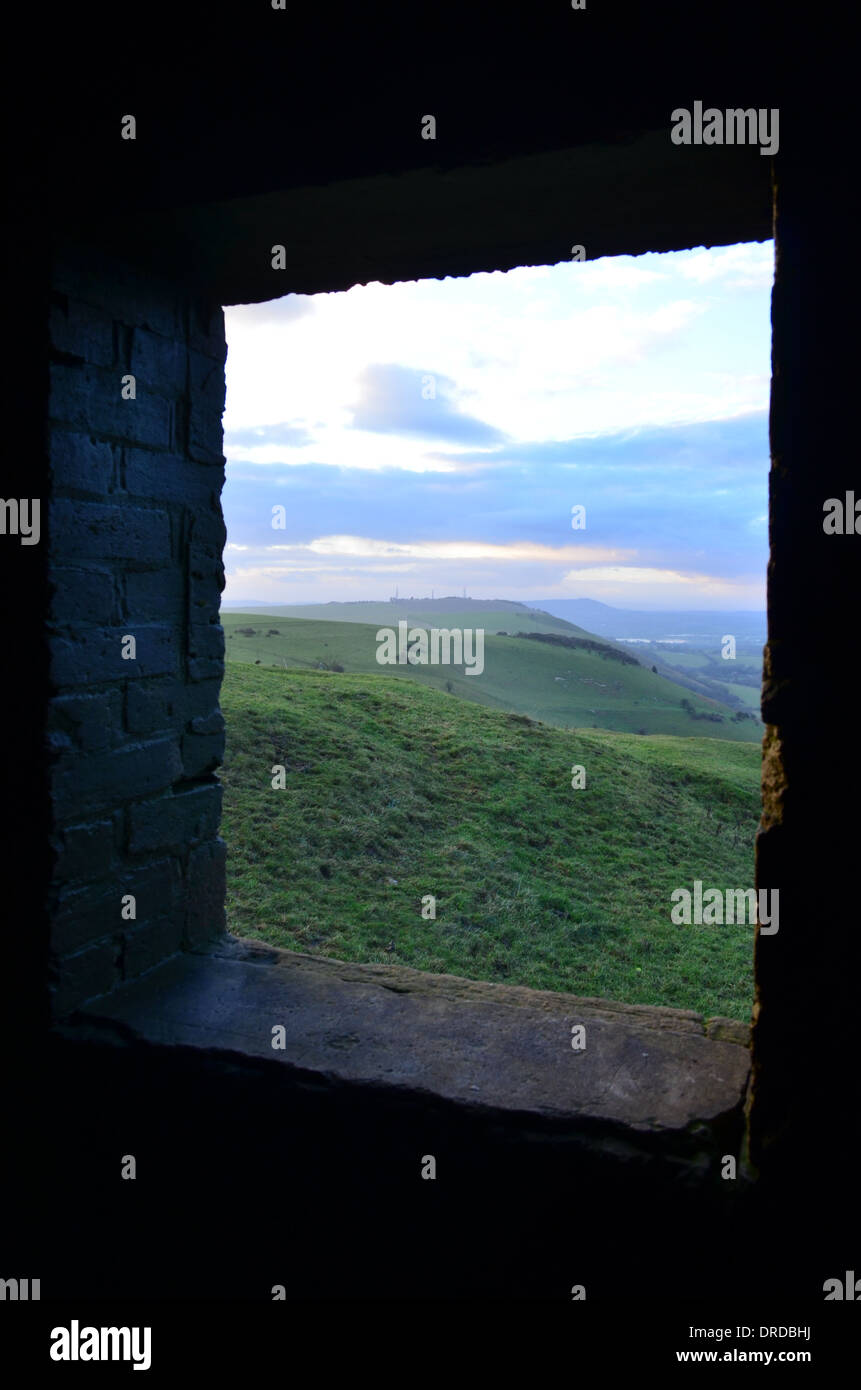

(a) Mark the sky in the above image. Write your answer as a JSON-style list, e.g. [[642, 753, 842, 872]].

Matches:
[[221, 241, 773, 610]]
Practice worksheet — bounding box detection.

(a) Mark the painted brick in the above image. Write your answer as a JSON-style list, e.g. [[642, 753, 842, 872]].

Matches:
[[129, 327, 183, 390], [181, 729, 225, 779], [190, 510, 227, 559], [124, 567, 186, 623], [50, 938, 120, 1018], [188, 624, 225, 660], [52, 736, 183, 818], [187, 623, 225, 682], [125, 677, 223, 738], [50, 297, 115, 368], [51, 258, 179, 338], [190, 709, 225, 737], [49, 430, 116, 495], [48, 690, 123, 753], [50, 362, 172, 448], [51, 499, 171, 567], [190, 349, 226, 408], [188, 300, 226, 361], [122, 914, 184, 980], [125, 449, 223, 506], [50, 625, 179, 687], [189, 655, 225, 683], [128, 782, 222, 854], [125, 679, 182, 737], [52, 819, 115, 882], [49, 567, 118, 627], [52, 856, 182, 955], [189, 566, 224, 621], [182, 680, 223, 724], [188, 350, 226, 463], [46, 258, 230, 1014], [185, 838, 227, 948]]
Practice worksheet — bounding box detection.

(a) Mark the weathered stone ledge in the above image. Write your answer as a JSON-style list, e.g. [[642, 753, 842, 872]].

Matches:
[[72, 936, 751, 1151]]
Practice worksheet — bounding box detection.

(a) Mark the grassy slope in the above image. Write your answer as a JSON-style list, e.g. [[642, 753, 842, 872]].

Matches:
[[223, 612, 761, 743], [724, 682, 762, 709], [220, 663, 763, 1020]]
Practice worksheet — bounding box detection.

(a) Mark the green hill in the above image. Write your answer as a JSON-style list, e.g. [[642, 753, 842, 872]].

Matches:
[[222, 598, 589, 637], [220, 663, 762, 1020], [222, 610, 762, 742]]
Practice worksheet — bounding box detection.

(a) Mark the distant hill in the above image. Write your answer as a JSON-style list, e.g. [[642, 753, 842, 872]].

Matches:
[[222, 610, 762, 741], [220, 663, 761, 1019], [222, 597, 592, 638], [534, 598, 766, 644]]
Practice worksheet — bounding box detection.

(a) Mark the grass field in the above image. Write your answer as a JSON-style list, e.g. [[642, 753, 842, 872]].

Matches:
[[222, 611, 762, 743], [220, 661, 763, 1019]]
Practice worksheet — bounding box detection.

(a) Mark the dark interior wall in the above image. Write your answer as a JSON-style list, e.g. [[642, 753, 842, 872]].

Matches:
[[2, 238, 53, 1048], [45, 250, 228, 1016], [33, 1, 784, 221], [750, 138, 859, 1190], [31, 1030, 758, 1301]]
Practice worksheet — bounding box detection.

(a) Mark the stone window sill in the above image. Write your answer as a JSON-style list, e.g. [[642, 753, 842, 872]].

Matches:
[[67, 937, 751, 1164]]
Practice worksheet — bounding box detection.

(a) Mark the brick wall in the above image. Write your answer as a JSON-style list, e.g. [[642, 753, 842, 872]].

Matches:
[[46, 247, 228, 1016]]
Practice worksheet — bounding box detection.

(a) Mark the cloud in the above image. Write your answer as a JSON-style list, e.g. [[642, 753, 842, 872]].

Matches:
[[224, 422, 312, 450], [676, 243, 774, 289], [426, 408, 768, 474], [348, 364, 508, 445], [560, 565, 738, 590], [219, 409, 769, 574], [225, 295, 315, 326], [573, 258, 667, 290], [261, 535, 633, 564]]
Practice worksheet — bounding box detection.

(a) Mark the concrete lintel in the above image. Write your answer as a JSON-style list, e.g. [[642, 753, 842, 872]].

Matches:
[[73, 133, 772, 304]]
